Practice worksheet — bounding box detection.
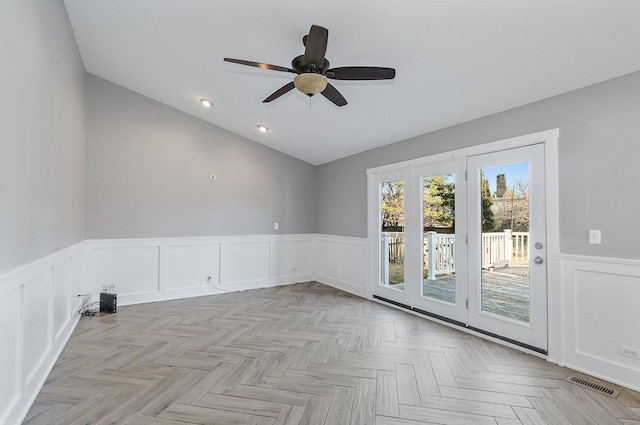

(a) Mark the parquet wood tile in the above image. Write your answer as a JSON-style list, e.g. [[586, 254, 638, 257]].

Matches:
[[376, 371, 400, 417], [23, 282, 640, 425]]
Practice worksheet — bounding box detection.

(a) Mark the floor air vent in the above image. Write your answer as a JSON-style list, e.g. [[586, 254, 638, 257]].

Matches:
[[567, 376, 620, 398]]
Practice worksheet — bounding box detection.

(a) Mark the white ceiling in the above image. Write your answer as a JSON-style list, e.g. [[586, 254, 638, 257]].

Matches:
[[64, 0, 640, 165]]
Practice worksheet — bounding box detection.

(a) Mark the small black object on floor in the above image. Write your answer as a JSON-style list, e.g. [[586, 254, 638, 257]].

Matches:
[[99, 292, 117, 314]]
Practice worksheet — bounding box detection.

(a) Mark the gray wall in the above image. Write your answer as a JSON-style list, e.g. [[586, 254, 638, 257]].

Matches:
[[84, 75, 317, 238], [316, 71, 640, 259], [2, 0, 637, 265], [0, 0, 86, 272]]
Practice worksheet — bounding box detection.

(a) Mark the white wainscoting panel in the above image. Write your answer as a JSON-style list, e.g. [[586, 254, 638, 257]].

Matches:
[[316, 238, 340, 281], [85, 235, 315, 305], [0, 285, 21, 424], [561, 254, 640, 392], [23, 270, 54, 386], [53, 258, 73, 341], [0, 243, 85, 425], [221, 241, 271, 289], [270, 239, 314, 284], [92, 246, 160, 297], [339, 240, 367, 290], [166, 243, 220, 291], [315, 235, 367, 298]]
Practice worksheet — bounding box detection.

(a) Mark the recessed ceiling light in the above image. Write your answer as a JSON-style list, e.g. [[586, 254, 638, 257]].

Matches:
[[257, 124, 269, 133], [200, 98, 213, 108]]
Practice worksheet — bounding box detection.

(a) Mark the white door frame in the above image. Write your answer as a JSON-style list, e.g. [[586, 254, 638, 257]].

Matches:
[[367, 128, 560, 359]]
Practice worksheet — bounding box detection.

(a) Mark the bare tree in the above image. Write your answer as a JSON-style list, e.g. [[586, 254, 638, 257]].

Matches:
[[492, 178, 529, 231]]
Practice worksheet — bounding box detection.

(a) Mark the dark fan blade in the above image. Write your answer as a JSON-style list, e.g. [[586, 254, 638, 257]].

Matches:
[[325, 67, 396, 80], [321, 83, 347, 107], [263, 82, 295, 103], [224, 58, 296, 74], [303, 25, 328, 68]]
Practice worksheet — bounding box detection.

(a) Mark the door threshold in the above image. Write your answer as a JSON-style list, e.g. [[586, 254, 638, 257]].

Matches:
[[373, 295, 547, 355]]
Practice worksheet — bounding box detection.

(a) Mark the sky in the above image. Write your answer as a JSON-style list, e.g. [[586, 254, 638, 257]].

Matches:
[[483, 162, 529, 195]]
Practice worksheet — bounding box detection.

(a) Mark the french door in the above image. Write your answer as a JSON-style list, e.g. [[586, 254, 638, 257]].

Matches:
[[467, 145, 547, 351], [370, 143, 548, 353]]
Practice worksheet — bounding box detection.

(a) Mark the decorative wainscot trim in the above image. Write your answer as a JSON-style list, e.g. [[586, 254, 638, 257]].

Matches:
[[84, 234, 316, 306], [314, 235, 367, 298], [0, 242, 86, 425], [561, 254, 640, 392]]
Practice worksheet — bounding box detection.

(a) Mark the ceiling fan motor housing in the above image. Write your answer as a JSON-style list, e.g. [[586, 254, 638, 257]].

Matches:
[[292, 55, 330, 74]]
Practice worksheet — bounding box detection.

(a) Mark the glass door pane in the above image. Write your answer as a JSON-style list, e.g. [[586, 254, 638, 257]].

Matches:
[[422, 173, 456, 304], [380, 180, 405, 291], [412, 158, 467, 324], [479, 163, 530, 323]]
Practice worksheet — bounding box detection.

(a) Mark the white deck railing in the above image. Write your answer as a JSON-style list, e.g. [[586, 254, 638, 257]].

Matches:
[[424, 232, 455, 280], [381, 230, 529, 283]]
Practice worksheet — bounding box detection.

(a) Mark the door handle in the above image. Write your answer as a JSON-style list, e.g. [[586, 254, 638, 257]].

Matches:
[[534, 256, 544, 264]]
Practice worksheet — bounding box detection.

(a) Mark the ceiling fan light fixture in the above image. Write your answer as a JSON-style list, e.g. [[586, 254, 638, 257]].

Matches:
[[293, 73, 328, 96]]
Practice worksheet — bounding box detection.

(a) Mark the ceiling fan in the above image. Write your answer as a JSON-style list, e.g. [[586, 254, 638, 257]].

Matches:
[[224, 25, 396, 107]]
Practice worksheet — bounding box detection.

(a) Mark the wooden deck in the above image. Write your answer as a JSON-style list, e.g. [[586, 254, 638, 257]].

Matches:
[[392, 267, 531, 322]]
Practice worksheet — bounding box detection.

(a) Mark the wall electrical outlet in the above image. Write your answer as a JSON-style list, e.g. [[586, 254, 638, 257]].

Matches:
[[102, 285, 108, 292], [621, 345, 640, 359], [108, 284, 116, 292]]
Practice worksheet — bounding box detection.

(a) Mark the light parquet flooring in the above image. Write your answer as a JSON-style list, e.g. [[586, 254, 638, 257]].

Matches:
[[24, 282, 640, 425]]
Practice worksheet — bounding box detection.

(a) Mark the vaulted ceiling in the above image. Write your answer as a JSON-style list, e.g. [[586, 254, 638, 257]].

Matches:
[[64, 0, 640, 165]]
